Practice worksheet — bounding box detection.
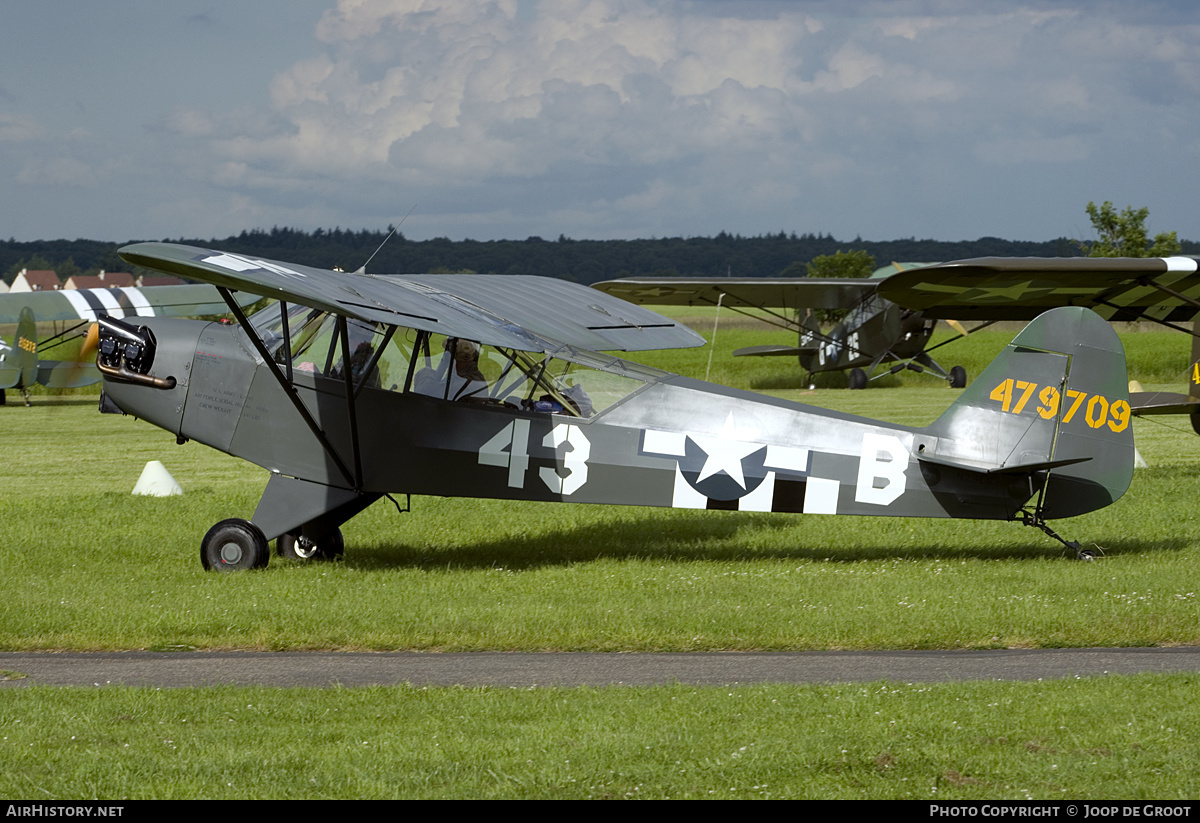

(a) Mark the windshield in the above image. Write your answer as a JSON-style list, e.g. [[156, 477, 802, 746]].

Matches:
[[406, 331, 663, 417]]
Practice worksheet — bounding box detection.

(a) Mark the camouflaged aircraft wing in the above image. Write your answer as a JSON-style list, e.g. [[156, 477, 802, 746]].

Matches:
[[877, 256, 1200, 322], [119, 243, 704, 353], [592, 277, 878, 312], [0, 282, 258, 323]]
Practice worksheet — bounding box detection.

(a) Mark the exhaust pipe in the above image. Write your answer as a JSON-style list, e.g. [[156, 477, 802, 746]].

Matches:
[[95, 314, 176, 390]]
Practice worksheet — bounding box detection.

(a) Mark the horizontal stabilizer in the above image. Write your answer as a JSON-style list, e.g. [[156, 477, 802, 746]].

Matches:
[[1129, 390, 1200, 416], [916, 451, 1091, 475], [733, 344, 803, 358], [36, 360, 99, 389]]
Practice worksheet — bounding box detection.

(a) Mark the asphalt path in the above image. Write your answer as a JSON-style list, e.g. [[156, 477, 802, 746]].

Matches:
[[2, 648, 1200, 688]]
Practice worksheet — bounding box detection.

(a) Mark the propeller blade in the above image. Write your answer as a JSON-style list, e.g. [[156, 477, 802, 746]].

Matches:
[[945, 318, 968, 337], [81, 322, 100, 359]]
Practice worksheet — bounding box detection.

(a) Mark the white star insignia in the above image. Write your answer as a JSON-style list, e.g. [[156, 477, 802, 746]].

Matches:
[[690, 412, 763, 489]]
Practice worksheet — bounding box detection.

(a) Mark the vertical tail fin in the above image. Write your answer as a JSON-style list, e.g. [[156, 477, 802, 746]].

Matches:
[[921, 306, 1133, 519], [16, 306, 38, 391]]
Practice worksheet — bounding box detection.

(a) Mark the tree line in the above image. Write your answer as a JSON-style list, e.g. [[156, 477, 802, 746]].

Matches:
[[5, 220, 1194, 288]]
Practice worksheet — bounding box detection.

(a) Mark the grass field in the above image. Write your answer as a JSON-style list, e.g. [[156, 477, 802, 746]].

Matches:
[[3, 318, 1199, 798], [4, 676, 1199, 799]]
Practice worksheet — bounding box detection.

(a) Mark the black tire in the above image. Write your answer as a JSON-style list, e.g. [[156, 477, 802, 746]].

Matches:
[[848, 368, 868, 390], [201, 519, 269, 572], [277, 528, 344, 561], [0, 389, 6, 406], [949, 365, 967, 389]]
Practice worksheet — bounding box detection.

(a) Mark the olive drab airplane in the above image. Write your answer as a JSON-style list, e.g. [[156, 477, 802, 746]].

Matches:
[[591, 265, 971, 390], [94, 242, 1133, 571], [0, 283, 259, 405]]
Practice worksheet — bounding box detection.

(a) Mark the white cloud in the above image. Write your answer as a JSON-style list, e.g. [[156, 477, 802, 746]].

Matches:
[[17, 156, 100, 186], [157, 0, 1200, 241], [0, 112, 40, 142]]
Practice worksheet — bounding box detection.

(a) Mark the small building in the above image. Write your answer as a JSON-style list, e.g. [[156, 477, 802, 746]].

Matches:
[[10, 269, 61, 292], [63, 271, 137, 290]]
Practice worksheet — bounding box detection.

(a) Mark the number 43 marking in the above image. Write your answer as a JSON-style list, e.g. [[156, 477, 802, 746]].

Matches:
[[478, 420, 591, 496]]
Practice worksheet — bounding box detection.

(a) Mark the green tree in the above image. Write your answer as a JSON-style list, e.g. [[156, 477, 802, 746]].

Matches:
[[802, 249, 876, 324], [805, 248, 876, 279], [1085, 201, 1181, 258]]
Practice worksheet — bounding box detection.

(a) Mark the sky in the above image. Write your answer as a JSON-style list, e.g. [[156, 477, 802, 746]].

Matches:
[[2, 0, 1198, 245]]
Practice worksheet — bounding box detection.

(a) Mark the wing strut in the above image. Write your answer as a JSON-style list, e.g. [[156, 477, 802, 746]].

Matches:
[[1093, 298, 1200, 338], [218, 288, 359, 491], [1139, 276, 1200, 314]]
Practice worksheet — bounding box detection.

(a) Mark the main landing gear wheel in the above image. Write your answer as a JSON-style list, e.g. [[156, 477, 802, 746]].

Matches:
[[848, 368, 868, 390], [277, 528, 344, 561], [201, 519, 269, 572], [949, 366, 967, 388]]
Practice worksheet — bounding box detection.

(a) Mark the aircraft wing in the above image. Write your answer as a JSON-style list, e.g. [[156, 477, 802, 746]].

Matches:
[[592, 277, 878, 311], [877, 256, 1200, 322], [0, 283, 259, 323], [118, 242, 704, 353]]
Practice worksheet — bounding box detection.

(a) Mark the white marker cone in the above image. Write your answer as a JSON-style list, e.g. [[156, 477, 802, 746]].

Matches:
[[132, 461, 183, 496]]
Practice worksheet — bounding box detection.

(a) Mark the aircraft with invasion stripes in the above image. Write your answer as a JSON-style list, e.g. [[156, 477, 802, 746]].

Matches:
[[0, 283, 258, 405]]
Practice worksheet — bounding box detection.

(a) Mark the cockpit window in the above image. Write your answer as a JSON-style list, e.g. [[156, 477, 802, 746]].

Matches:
[[248, 303, 413, 391], [407, 333, 661, 417], [248, 303, 663, 417]]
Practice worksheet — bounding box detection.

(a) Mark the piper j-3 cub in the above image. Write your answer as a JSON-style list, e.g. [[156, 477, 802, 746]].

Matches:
[[592, 265, 970, 390], [97, 243, 1134, 570]]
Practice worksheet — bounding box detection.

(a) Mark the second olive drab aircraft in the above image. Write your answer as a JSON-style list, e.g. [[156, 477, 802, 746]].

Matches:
[[876, 255, 1200, 432], [592, 264, 971, 390], [94, 243, 1134, 571], [0, 283, 259, 405]]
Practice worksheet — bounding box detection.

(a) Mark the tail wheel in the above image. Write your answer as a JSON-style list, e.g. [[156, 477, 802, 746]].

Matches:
[[949, 365, 967, 388], [848, 368, 868, 390], [201, 519, 269, 572], [277, 528, 344, 561]]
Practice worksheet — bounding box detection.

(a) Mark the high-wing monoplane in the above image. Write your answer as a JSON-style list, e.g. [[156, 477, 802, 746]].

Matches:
[[592, 266, 971, 389], [93, 243, 1133, 570], [0, 283, 259, 405]]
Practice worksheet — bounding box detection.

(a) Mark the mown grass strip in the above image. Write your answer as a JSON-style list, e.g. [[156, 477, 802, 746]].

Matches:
[[1, 675, 1197, 799]]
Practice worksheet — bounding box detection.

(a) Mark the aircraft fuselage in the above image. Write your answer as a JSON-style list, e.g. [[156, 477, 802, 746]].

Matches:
[[100, 310, 1126, 547]]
